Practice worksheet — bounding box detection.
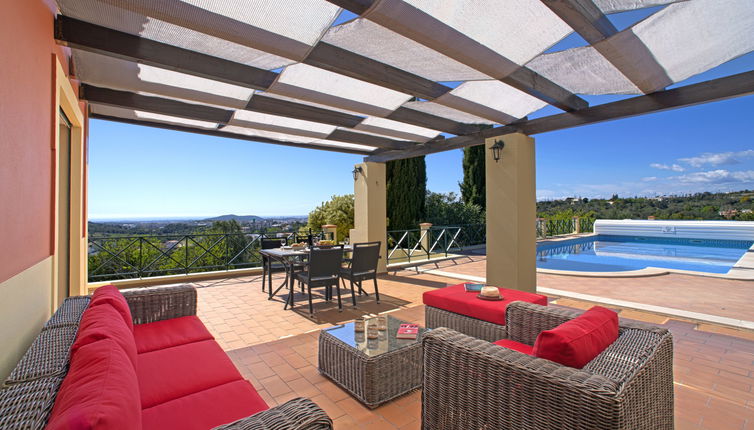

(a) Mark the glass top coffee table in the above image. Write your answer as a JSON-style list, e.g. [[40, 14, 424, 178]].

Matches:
[[318, 315, 428, 408]]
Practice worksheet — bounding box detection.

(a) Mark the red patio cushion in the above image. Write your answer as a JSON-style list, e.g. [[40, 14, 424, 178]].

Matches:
[[137, 340, 243, 409], [533, 306, 619, 369], [141, 380, 268, 430], [133, 316, 214, 354], [46, 339, 141, 430], [89, 285, 133, 331], [493, 339, 534, 355], [422, 283, 548, 325], [72, 302, 137, 367]]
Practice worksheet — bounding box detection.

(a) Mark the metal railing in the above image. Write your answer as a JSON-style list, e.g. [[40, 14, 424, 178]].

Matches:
[[386, 224, 485, 264], [88, 230, 323, 282], [537, 217, 595, 238]]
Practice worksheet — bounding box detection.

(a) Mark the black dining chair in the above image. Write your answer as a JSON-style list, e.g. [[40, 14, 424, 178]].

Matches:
[[340, 241, 381, 307], [293, 246, 344, 316], [261, 237, 287, 295]]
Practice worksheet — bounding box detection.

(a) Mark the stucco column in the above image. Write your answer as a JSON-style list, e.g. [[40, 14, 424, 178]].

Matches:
[[573, 216, 581, 234], [485, 134, 537, 293], [350, 162, 387, 273], [321, 224, 337, 242], [419, 222, 432, 257]]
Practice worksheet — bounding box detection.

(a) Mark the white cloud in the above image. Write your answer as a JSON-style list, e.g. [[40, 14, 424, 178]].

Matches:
[[641, 176, 658, 182], [678, 150, 754, 168], [671, 169, 754, 184], [649, 163, 684, 172]]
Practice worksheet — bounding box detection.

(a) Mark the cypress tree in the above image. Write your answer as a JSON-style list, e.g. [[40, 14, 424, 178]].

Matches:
[[386, 156, 427, 230], [459, 144, 486, 210]]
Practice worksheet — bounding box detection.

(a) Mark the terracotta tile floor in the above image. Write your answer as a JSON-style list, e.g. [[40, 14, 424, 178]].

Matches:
[[176, 267, 754, 429]]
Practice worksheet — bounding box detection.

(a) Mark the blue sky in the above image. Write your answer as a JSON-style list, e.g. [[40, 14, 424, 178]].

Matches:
[[87, 8, 754, 220]]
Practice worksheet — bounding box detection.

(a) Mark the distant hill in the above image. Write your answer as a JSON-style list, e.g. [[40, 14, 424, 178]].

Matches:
[[204, 214, 264, 222]]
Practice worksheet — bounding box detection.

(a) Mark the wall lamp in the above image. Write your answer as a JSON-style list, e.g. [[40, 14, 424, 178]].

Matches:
[[490, 140, 505, 163], [352, 166, 363, 180]]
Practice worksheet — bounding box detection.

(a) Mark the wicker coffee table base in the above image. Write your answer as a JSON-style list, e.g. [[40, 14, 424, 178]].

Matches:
[[318, 331, 423, 409], [425, 306, 507, 342]]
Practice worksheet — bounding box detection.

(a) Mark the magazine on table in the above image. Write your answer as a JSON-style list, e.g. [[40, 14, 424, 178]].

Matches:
[[396, 323, 419, 339]]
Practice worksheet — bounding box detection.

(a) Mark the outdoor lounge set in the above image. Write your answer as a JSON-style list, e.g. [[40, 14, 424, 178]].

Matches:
[[0, 282, 673, 429]]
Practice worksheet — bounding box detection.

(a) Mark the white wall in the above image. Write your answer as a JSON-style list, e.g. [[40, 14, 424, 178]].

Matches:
[[594, 219, 754, 241]]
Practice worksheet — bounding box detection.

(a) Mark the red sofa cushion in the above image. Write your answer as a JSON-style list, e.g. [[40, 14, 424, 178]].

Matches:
[[73, 303, 137, 368], [533, 306, 619, 369], [142, 380, 268, 430], [133, 316, 214, 354], [422, 283, 548, 325], [89, 285, 133, 331], [137, 340, 243, 409], [46, 339, 141, 430], [493, 339, 534, 355]]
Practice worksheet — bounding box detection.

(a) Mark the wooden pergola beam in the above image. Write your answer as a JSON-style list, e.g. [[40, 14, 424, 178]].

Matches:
[[55, 16, 277, 90], [540, 0, 673, 93], [367, 69, 754, 161], [325, 0, 588, 111], [89, 114, 374, 155], [55, 16, 480, 136], [80, 85, 417, 151]]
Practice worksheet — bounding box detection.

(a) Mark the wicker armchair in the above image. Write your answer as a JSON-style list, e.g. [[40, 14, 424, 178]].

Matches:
[[422, 301, 673, 430], [0, 285, 332, 430]]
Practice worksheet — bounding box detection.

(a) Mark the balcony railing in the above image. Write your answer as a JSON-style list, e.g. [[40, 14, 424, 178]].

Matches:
[[87, 231, 322, 282], [386, 224, 485, 264]]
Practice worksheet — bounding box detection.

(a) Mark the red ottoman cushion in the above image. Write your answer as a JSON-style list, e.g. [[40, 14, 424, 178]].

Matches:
[[137, 340, 243, 408], [142, 380, 268, 430], [493, 339, 534, 355], [533, 306, 619, 369], [46, 339, 141, 430], [89, 285, 133, 331], [423, 283, 548, 325], [73, 303, 137, 367], [134, 316, 214, 354]]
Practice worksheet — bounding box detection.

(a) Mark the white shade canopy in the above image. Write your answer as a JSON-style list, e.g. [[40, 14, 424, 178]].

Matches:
[[55, 0, 754, 156]]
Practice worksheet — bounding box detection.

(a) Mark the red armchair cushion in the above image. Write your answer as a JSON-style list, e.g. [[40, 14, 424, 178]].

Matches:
[[532, 306, 619, 369], [72, 303, 138, 368], [89, 285, 133, 331], [493, 339, 534, 355], [46, 339, 141, 430], [141, 380, 268, 430], [422, 283, 548, 325], [133, 316, 214, 354], [137, 340, 243, 408]]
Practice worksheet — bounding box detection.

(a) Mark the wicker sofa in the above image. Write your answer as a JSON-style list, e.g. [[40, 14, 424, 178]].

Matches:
[[0, 285, 332, 430], [422, 301, 674, 430]]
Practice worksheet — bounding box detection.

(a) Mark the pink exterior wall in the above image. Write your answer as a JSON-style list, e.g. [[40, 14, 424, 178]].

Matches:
[[0, 0, 78, 283]]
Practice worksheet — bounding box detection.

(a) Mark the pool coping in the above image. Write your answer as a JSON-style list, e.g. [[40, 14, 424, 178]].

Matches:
[[536, 233, 754, 280], [420, 269, 754, 331]]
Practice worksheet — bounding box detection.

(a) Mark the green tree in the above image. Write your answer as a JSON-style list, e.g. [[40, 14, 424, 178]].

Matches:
[[307, 194, 354, 242], [386, 156, 427, 229], [459, 144, 486, 210], [424, 191, 484, 225]]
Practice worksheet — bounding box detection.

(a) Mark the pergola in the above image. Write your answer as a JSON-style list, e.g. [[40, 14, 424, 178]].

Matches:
[[54, 0, 754, 290]]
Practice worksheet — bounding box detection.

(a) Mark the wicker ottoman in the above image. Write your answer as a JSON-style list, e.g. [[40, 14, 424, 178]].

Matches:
[[424, 283, 548, 342], [318, 315, 427, 408]]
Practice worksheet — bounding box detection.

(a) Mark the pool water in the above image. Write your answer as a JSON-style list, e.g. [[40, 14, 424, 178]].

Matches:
[[536, 235, 753, 273]]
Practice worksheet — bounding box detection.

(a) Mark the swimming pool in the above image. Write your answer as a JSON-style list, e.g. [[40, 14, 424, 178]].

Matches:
[[536, 235, 753, 274]]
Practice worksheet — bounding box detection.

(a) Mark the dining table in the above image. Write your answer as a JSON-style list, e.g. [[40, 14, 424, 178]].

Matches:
[[260, 245, 353, 309]]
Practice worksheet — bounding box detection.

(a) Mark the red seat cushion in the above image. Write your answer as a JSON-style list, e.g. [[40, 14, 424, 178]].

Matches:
[[493, 339, 534, 355], [133, 316, 214, 354], [137, 340, 243, 409], [46, 339, 141, 430], [422, 283, 548, 325], [141, 380, 268, 430], [73, 303, 137, 367], [533, 306, 619, 369], [89, 285, 133, 331]]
